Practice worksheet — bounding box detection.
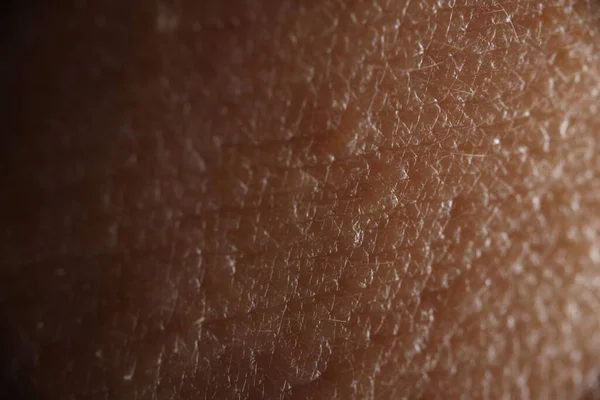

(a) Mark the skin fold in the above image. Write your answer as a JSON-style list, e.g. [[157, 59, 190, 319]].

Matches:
[[2, 0, 600, 398]]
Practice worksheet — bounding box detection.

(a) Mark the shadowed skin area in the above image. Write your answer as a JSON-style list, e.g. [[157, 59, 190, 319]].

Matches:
[[2, 0, 600, 398]]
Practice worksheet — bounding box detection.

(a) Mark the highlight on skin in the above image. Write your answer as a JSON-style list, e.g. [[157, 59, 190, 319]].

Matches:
[[2, 0, 600, 398]]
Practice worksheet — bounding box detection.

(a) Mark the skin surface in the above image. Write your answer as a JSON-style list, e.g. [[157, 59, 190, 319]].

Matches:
[[2, 0, 600, 398]]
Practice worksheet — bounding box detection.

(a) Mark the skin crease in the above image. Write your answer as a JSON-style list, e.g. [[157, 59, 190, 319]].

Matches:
[[2, 0, 600, 399]]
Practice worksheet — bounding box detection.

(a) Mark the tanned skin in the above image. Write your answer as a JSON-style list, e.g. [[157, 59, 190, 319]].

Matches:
[[2, 0, 600, 398]]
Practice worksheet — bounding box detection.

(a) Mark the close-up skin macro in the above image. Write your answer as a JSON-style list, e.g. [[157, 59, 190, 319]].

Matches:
[[3, 0, 600, 398]]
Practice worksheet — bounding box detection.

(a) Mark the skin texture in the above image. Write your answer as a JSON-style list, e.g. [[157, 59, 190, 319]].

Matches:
[[2, 0, 600, 398]]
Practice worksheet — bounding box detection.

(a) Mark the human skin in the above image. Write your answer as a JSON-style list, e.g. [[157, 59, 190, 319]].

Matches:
[[2, 0, 600, 398]]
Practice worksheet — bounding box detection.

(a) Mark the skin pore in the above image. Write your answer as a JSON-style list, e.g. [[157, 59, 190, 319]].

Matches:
[[2, 0, 600, 398]]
